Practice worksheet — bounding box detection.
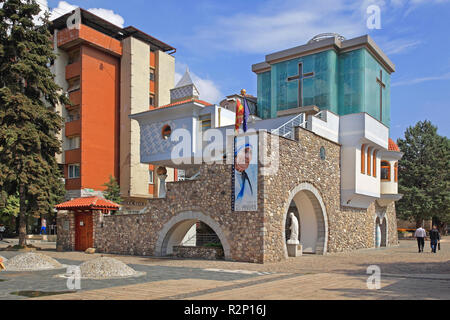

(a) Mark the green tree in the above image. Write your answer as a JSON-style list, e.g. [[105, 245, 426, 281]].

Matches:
[[103, 176, 122, 205], [397, 121, 450, 234], [0, 0, 67, 247]]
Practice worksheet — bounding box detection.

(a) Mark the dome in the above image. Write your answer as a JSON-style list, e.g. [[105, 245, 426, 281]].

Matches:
[[388, 138, 400, 152]]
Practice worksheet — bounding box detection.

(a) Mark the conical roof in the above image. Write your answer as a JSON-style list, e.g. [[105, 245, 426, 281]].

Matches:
[[175, 68, 195, 88]]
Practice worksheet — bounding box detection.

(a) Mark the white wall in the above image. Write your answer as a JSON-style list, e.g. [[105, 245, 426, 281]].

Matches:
[[308, 111, 340, 143]]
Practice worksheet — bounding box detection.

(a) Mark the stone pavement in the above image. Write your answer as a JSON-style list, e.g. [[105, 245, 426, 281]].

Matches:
[[0, 238, 449, 300]]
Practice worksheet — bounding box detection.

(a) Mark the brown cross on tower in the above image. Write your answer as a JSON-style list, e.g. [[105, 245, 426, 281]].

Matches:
[[376, 70, 386, 122], [287, 63, 315, 108]]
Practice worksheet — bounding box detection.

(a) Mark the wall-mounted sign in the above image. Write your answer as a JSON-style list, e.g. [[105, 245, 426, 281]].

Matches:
[[232, 134, 258, 212]]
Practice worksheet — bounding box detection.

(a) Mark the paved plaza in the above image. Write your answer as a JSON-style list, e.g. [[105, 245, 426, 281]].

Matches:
[[0, 238, 449, 300]]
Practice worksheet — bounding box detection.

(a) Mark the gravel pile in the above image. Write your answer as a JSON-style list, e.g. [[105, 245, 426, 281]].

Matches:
[[4, 253, 63, 271], [79, 257, 144, 279]]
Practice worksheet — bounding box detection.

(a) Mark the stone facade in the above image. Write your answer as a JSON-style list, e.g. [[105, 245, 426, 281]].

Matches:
[[57, 128, 399, 264], [173, 246, 224, 260]]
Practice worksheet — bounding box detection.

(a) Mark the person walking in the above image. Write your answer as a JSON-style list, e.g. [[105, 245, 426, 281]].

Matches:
[[414, 226, 426, 253], [0, 224, 5, 241], [40, 218, 47, 236], [429, 225, 441, 254]]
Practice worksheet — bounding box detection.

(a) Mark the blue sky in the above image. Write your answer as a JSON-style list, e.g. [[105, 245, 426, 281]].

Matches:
[[43, 0, 450, 140]]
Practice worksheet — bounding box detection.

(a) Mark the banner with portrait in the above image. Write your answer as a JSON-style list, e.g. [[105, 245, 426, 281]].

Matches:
[[232, 134, 258, 212]]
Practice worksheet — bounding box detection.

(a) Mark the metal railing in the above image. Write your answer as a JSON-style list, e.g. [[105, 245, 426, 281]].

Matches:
[[181, 233, 221, 247], [271, 113, 305, 139]]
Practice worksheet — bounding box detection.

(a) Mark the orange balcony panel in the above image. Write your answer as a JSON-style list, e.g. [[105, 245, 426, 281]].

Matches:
[[65, 119, 81, 137], [150, 51, 156, 68], [66, 178, 81, 191], [57, 25, 122, 56], [65, 149, 81, 164], [150, 80, 155, 93], [65, 61, 81, 80], [68, 90, 81, 106]]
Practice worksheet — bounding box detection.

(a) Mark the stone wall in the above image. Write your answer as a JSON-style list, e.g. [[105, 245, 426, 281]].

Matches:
[[56, 211, 75, 252], [173, 246, 224, 260], [57, 129, 399, 264], [93, 165, 266, 263]]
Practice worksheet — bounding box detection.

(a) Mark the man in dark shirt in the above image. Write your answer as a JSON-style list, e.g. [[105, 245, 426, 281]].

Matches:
[[429, 225, 441, 254]]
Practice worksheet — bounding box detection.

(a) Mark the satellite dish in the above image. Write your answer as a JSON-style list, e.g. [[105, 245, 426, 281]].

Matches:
[[308, 33, 346, 44]]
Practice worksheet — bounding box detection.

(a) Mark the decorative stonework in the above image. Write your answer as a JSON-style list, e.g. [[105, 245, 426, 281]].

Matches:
[[57, 129, 399, 264]]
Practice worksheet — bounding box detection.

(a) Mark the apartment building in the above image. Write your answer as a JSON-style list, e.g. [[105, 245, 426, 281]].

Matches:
[[50, 8, 177, 210]]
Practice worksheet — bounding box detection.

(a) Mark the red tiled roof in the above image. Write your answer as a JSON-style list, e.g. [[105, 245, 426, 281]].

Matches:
[[55, 197, 120, 210], [157, 98, 213, 109], [388, 138, 400, 152]]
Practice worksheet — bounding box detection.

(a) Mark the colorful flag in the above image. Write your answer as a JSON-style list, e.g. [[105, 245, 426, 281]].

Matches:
[[243, 97, 250, 133], [235, 97, 251, 134], [235, 98, 244, 134]]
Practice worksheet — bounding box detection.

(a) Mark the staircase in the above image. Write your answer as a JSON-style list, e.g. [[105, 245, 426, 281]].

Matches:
[[271, 113, 306, 139]]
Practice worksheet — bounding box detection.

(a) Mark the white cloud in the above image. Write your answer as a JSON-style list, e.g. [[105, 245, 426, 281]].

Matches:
[[86, 8, 125, 28], [392, 72, 450, 86], [379, 38, 422, 55], [175, 63, 223, 104], [189, 0, 368, 54], [35, 1, 125, 28]]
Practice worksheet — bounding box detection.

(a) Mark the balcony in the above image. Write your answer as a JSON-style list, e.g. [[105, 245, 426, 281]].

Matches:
[[65, 149, 81, 164], [65, 61, 81, 80], [57, 24, 122, 56], [66, 178, 81, 191], [68, 90, 81, 107], [65, 119, 81, 137]]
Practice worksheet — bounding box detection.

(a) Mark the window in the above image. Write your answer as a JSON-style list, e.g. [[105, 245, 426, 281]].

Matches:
[[199, 114, 211, 131], [67, 136, 80, 150], [149, 170, 154, 185], [149, 68, 155, 81], [66, 110, 80, 122], [381, 161, 391, 181], [149, 94, 155, 107], [178, 170, 186, 181], [162, 125, 172, 140], [394, 162, 398, 182], [367, 147, 372, 176], [67, 77, 80, 93], [68, 50, 80, 64], [373, 150, 378, 177], [361, 144, 366, 174], [68, 164, 80, 179]]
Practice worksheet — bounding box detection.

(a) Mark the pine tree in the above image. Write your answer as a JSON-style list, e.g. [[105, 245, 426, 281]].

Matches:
[[397, 121, 450, 233], [103, 176, 122, 205], [0, 0, 67, 247]]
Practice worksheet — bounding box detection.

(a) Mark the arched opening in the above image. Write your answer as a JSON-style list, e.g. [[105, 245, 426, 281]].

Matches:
[[155, 211, 231, 260], [375, 217, 387, 248], [283, 183, 328, 255]]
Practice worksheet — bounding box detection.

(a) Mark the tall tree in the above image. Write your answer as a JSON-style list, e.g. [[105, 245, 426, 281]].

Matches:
[[397, 121, 450, 233], [103, 176, 123, 205], [0, 0, 67, 247]]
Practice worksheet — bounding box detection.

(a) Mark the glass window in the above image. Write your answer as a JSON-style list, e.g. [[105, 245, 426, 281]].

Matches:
[[67, 136, 80, 150], [149, 170, 154, 185], [67, 77, 80, 93], [199, 114, 211, 131], [178, 170, 186, 181], [381, 161, 390, 181], [149, 94, 155, 107], [149, 68, 155, 81], [68, 164, 80, 179]]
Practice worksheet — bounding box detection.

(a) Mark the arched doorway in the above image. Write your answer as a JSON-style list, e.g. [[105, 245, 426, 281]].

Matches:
[[375, 216, 387, 248], [155, 211, 231, 260], [283, 183, 328, 256]]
